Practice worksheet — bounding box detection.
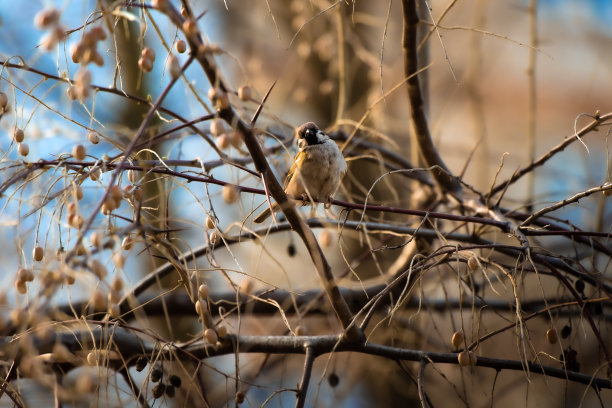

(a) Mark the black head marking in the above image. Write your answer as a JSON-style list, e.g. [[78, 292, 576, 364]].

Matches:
[[297, 122, 323, 146]]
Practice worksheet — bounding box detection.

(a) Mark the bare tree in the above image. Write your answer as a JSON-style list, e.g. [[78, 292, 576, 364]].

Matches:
[[0, 1, 611, 406]]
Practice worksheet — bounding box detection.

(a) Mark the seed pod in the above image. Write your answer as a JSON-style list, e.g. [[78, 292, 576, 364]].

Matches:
[[34, 8, 60, 29], [169, 374, 182, 388], [122, 236, 134, 250], [150, 368, 163, 382], [182, 20, 198, 36], [86, 351, 99, 366], [467, 257, 478, 271], [90, 232, 103, 248], [66, 85, 78, 100], [216, 134, 230, 150], [33, 246, 44, 262], [141, 47, 155, 62], [18, 143, 29, 156], [13, 128, 24, 143], [451, 331, 464, 349], [11, 308, 27, 325], [108, 304, 120, 318], [204, 328, 218, 344], [138, 57, 153, 73], [237, 85, 251, 101], [75, 185, 84, 200], [230, 131, 243, 148], [135, 356, 147, 372], [217, 325, 228, 338], [235, 391, 245, 404], [151, 0, 169, 10], [90, 26, 106, 41], [92, 289, 107, 312], [167, 54, 181, 79], [222, 185, 239, 204], [546, 328, 558, 344], [195, 299, 206, 315], [113, 252, 125, 269], [68, 213, 83, 229], [15, 280, 27, 294], [111, 276, 124, 292], [205, 216, 215, 229], [152, 383, 165, 399], [132, 186, 143, 201], [198, 283, 209, 299], [319, 229, 333, 248], [67, 202, 77, 215], [209, 230, 221, 245], [209, 118, 225, 136], [73, 144, 86, 160], [89, 259, 107, 279], [88, 131, 100, 144], [18, 267, 34, 282], [175, 39, 186, 53], [90, 168, 101, 181], [109, 185, 123, 201], [458, 350, 475, 367], [91, 51, 104, 67], [108, 289, 121, 304]]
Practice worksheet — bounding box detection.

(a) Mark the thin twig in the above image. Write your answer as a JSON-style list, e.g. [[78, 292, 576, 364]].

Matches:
[[295, 347, 316, 408]]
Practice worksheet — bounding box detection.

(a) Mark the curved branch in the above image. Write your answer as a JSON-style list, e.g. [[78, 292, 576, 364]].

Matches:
[[401, 0, 462, 194]]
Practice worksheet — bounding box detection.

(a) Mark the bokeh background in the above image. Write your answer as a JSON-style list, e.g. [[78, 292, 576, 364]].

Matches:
[[1, 0, 611, 406]]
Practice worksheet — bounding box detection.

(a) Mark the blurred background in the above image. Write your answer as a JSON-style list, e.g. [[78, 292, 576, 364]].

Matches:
[[1, 0, 611, 406]]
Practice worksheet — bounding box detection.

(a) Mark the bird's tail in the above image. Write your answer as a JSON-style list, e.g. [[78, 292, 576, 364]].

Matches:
[[253, 202, 279, 223]]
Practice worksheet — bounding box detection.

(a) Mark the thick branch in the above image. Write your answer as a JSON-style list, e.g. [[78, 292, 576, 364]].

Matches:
[[401, 0, 462, 194]]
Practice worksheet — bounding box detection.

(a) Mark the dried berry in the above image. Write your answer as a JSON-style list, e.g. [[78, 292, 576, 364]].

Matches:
[[451, 331, 463, 350], [546, 328, 558, 344], [169, 374, 182, 388], [328, 372, 339, 387], [33, 246, 44, 262], [135, 356, 147, 372], [175, 40, 186, 54], [150, 368, 163, 382], [561, 324, 571, 339], [237, 85, 251, 101], [152, 383, 165, 399]]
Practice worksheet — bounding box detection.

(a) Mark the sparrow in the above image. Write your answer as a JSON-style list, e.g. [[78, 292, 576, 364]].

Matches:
[[254, 122, 347, 223]]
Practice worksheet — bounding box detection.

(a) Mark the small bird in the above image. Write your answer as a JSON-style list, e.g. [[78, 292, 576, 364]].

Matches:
[[254, 122, 347, 223]]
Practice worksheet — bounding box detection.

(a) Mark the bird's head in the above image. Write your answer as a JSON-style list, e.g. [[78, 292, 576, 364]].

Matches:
[[296, 122, 327, 148]]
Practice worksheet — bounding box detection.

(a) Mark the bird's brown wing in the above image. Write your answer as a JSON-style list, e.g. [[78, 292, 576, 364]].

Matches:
[[283, 150, 304, 189]]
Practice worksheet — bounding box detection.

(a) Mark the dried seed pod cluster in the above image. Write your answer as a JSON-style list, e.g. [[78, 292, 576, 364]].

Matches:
[[69, 26, 106, 66], [138, 47, 156, 73], [35, 8, 66, 51], [67, 200, 84, 229], [67, 68, 93, 100], [15, 267, 34, 294]]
